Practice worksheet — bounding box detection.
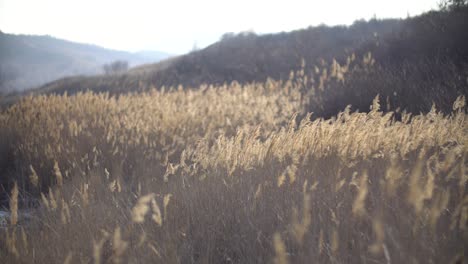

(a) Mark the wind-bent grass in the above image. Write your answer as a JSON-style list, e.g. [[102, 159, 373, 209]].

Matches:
[[0, 58, 466, 263]]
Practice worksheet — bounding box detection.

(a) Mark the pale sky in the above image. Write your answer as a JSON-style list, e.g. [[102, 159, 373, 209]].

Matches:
[[0, 0, 440, 54]]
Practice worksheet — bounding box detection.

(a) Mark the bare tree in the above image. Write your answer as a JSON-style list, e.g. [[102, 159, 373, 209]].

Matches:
[[103, 60, 129, 75], [439, 0, 468, 10]]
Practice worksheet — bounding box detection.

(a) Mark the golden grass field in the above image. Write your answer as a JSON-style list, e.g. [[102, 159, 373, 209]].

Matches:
[[0, 55, 467, 263]]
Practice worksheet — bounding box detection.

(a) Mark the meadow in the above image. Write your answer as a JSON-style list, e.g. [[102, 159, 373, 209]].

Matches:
[[0, 54, 467, 263]]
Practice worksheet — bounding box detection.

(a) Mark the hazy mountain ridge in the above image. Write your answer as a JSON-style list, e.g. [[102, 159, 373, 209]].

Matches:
[[3, 7, 468, 116], [33, 7, 468, 95], [27, 19, 403, 95], [0, 32, 172, 92]]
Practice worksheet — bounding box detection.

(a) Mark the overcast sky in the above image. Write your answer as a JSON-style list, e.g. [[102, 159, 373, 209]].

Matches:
[[0, 0, 440, 54]]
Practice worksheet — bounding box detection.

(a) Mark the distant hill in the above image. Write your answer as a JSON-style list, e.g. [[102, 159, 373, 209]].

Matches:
[[5, 6, 468, 116], [29, 19, 403, 95], [0, 32, 172, 92], [133, 7, 468, 90]]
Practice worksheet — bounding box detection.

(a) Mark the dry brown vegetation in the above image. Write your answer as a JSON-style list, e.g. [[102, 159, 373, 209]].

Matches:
[[0, 54, 467, 263]]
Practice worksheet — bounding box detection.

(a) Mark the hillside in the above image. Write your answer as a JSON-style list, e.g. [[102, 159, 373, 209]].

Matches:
[[29, 7, 468, 117], [32, 19, 403, 94], [0, 32, 172, 92]]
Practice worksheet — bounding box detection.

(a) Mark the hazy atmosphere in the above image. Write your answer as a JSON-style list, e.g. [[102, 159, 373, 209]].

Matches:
[[1, 0, 467, 263], [1, 0, 439, 53]]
